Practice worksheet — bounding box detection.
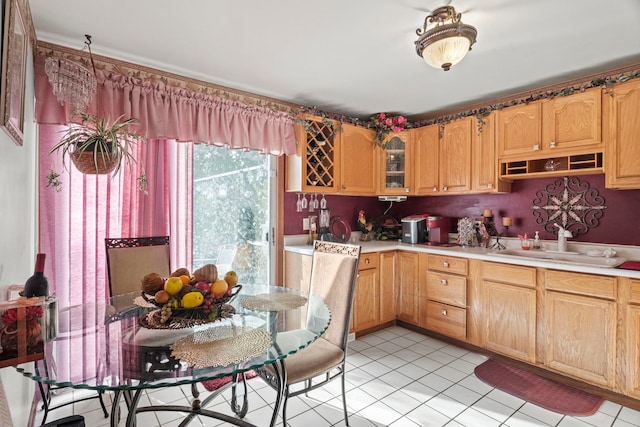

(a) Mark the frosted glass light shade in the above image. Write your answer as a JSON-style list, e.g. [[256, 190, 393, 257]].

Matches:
[[421, 36, 471, 71]]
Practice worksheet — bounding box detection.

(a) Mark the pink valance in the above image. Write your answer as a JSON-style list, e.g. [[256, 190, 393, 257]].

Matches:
[[34, 54, 297, 156]]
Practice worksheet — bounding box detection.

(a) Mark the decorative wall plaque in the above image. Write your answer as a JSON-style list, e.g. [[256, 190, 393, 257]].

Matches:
[[531, 176, 606, 237]]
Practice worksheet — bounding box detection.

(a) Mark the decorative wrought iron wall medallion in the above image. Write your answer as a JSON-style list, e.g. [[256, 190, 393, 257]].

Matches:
[[531, 176, 606, 237]]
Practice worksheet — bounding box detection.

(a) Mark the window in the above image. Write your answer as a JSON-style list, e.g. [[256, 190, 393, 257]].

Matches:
[[192, 145, 275, 285]]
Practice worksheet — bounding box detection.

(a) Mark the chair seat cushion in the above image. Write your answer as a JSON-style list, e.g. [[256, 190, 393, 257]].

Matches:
[[283, 337, 345, 385]]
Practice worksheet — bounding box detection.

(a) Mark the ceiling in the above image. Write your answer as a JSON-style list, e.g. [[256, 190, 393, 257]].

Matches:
[[28, 0, 640, 121]]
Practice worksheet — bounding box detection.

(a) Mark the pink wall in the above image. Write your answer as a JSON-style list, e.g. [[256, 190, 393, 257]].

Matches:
[[284, 175, 640, 246]]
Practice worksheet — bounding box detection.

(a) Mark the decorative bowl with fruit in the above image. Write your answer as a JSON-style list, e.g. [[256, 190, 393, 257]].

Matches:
[[137, 264, 241, 329]]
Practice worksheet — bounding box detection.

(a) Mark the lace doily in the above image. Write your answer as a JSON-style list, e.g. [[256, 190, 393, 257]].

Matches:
[[171, 326, 272, 369], [240, 293, 308, 311]]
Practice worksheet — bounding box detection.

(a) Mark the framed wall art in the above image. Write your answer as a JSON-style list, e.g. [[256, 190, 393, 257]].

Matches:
[[0, 0, 27, 146]]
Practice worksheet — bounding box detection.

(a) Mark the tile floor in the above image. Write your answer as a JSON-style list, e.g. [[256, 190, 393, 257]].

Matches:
[[34, 326, 640, 427]]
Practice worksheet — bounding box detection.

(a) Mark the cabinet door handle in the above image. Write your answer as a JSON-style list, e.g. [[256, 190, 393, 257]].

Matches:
[[365, 258, 370, 264], [443, 186, 448, 192], [442, 261, 449, 268], [550, 141, 557, 148], [487, 183, 493, 189], [441, 309, 447, 316], [440, 279, 447, 285], [405, 188, 410, 193], [433, 186, 438, 192], [533, 144, 540, 151]]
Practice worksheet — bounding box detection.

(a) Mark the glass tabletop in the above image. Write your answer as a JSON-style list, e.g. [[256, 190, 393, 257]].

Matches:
[[15, 284, 330, 391]]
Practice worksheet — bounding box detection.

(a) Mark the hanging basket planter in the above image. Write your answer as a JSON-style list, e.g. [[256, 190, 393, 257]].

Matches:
[[49, 113, 139, 176], [70, 150, 119, 175]]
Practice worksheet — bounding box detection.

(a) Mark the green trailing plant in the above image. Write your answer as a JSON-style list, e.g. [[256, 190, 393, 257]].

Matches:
[[49, 112, 140, 175]]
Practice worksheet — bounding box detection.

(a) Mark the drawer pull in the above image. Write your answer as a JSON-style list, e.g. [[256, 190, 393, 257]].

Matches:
[[441, 309, 447, 316], [440, 279, 447, 285], [442, 261, 449, 268]]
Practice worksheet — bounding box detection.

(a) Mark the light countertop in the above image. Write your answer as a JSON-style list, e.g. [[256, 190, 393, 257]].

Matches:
[[284, 235, 640, 279]]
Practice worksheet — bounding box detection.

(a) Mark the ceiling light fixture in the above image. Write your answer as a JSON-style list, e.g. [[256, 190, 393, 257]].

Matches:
[[415, 5, 477, 71]]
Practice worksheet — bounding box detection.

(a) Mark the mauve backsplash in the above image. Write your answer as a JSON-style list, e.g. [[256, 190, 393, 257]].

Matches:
[[284, 175, 640, 246]]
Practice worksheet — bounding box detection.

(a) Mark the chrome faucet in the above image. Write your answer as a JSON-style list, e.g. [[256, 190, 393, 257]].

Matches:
[[554, 223, 573, 252]]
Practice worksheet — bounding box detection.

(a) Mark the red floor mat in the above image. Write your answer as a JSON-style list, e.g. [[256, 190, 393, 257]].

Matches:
[[474, 359, 604, 416]]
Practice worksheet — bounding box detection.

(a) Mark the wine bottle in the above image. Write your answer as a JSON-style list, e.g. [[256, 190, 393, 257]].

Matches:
[[23, 253, 49, 297]]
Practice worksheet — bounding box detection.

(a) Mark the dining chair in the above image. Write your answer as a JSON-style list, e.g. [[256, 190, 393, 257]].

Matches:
[[104, 236, 171, 297], [257, 240, 361, 426]]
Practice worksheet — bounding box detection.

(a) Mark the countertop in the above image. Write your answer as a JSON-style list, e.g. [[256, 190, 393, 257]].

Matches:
[[284, 235, 640, 279]]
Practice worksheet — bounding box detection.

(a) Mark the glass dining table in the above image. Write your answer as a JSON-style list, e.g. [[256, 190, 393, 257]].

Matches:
[[15, 284, 330, 427]]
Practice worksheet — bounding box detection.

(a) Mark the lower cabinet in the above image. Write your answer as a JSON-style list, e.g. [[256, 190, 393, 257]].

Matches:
[[543, 270, 617, 389], [396, 251, 420, 325], [379, 251, 397, 324], [423, 253, 468, 339], [482, 262, 537, 363], [352, 252, 379, 332], [624, 279, 640, 398]]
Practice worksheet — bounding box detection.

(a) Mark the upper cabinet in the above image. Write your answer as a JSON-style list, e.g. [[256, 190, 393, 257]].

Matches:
[[340, 124, 377, 195], [439, 117, 473, 194], [378, 132, 413, 195], [472, 112, 511, 194], [498, 88, 604, 179], [286, 115, 340, 193], [542, 88, 603, 153], [413, 124, 440, 195], [497, 102, 543, 158], [604, 78, 640, 189]]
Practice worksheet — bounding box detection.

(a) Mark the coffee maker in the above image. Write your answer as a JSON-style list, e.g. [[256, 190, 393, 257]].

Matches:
[[426, 215, 450, 245]]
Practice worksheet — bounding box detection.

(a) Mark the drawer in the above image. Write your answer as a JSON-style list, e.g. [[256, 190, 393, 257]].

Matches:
[[427, 254, 468, 275], [545, 270, 616, 300], [426, 272, 466, 307], [426, 300, 466, 339], [483, 262, 536, 288], [359, 253, 379, 270]]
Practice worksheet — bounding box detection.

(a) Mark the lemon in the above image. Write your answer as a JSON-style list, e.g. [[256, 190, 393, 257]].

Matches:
[[224, 271, 238, 288], [164, 276, 184, 296], [181, 291, 204, 308], [210, 279, 229, 297]]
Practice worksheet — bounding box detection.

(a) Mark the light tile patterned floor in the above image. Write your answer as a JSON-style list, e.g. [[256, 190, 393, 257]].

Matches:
[[35, 326, 640, 426]]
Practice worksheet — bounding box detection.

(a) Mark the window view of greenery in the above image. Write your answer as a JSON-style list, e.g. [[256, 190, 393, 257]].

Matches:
[[193, 144, 271, 285]]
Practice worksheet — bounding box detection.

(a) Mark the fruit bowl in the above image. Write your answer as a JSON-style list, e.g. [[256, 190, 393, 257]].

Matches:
[[138, 285, 242, 329]]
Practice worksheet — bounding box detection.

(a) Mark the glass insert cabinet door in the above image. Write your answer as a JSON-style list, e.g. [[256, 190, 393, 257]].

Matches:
[[381, 134, 411, 194]]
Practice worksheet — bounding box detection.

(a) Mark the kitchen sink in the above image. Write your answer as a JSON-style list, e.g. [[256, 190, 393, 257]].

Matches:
[[491, 249, 627, 268]]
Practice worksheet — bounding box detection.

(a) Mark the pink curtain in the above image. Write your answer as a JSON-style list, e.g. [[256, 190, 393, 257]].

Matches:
[[34, 54, 297, 156], [38, 125, 192, 307]]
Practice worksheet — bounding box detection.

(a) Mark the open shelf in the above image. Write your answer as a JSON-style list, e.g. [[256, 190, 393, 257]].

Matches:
[[500, 152, 603, 179]]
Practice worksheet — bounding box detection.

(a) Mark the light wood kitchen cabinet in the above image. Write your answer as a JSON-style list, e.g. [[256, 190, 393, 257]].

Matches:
[[378, 132, 413, 195], [286, 115, 340, 193], [604, 78, 640, 189], [498, 90, 604, 179], [619, 278, 640, 398], [482, 262, 537, 362], [472, 112, 511, 194], [541, 87, 603, 153], [396, 251, 419, 325], [542, 270, 617, 389], [340, 123, 377, 195], [423, 253, 468, 339], [497, 102, 543, 158], [379, 251, 397, 324], [439, 117, 473, 194], [352, 253, 379, 332], [412, 124, 440, 195]]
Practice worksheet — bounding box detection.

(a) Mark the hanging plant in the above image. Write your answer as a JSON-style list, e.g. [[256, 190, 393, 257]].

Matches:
[[369, 112, 411, 149], [49, 112, 140, 175]]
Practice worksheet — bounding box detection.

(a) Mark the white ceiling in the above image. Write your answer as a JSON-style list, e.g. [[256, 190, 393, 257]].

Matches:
[[28, 0, 640, 120]]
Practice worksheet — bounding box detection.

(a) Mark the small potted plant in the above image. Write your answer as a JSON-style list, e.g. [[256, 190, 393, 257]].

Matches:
[[49, 112, 140, 175]]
